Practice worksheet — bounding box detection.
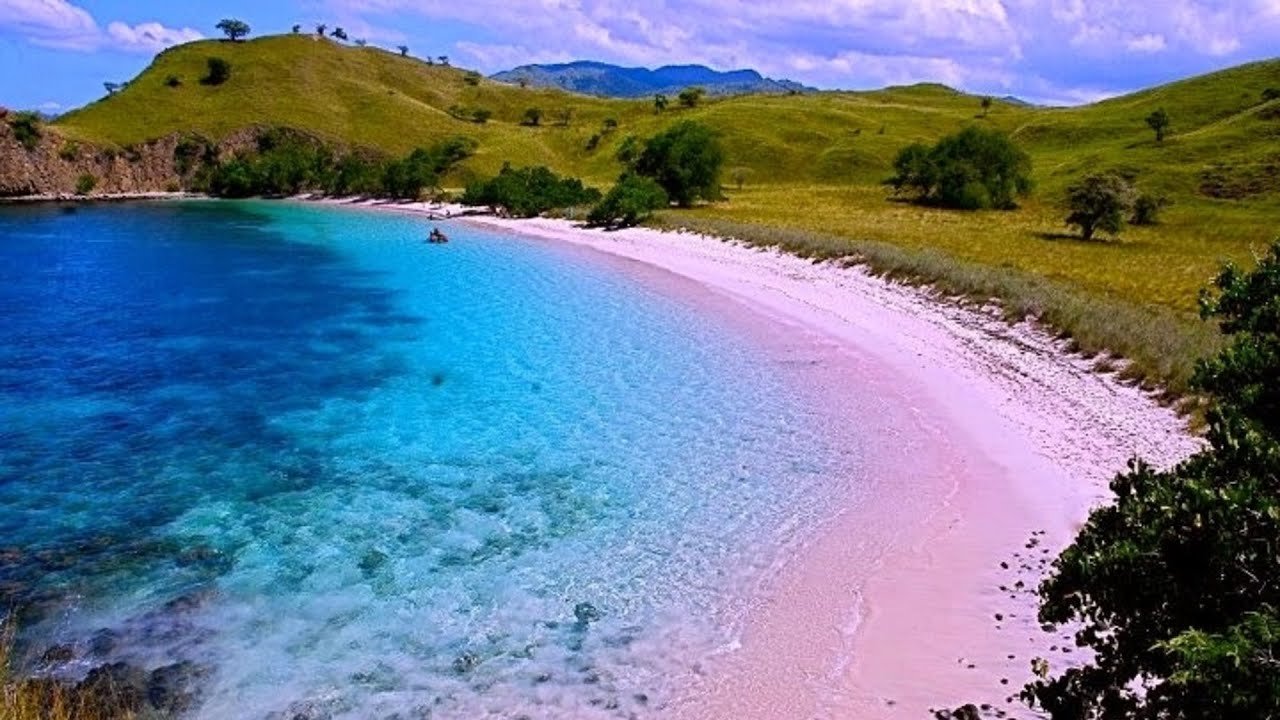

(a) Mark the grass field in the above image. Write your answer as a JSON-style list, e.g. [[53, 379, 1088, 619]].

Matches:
[[50, 34, 1280, 394]]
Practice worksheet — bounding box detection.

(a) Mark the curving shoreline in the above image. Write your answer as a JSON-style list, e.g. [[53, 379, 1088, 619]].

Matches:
[[327, 199, 1200, 717]]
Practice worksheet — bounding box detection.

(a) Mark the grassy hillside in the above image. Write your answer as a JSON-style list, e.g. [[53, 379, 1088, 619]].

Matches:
[[52, 34, 1280, 392]]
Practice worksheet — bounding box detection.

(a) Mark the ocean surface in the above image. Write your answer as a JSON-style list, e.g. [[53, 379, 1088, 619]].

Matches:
[[0, 200, 864, 718]]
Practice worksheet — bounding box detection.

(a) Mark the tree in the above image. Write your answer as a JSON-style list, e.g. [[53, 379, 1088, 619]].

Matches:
[[7, 111, 42, 151], [397, 45, 409, 57], [202, 57, 232, 86], [1131, 193, 1169, 226], [677, 86, 705, 108], [980, 96, 993, 117], [602, 117, 618, 133], [330, 27, 348, 41], [215, 18, 250, 41], [1263, 87, 1280, 103], [1064, 173, 1137, 241], [460, 165, 600, 217], [1146, 108, 1171, 142], [292, 24, 302, 34], [437, 55, 449, 66], [354, 39, 367, 47], [1026, 241, 1280, 719], [629, 120, 724, 207], [103, 81, 122, 95], [886, 126, 1033, 210], [653, 93, 668, 113], [315, 24, 327, 36], [587, 174, 669, 228], [521, 108, 543, 126]]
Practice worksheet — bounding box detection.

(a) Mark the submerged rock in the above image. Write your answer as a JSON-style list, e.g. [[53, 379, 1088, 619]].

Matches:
[[146, 660, 209, 715], [574, 602, 602, 627]]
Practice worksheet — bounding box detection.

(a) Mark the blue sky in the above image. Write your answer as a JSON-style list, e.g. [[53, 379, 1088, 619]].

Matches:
[[2, 0, 1278, 112]]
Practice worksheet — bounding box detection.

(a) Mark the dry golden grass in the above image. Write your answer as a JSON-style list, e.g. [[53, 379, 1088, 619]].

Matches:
[[0, 619, 135, 720]]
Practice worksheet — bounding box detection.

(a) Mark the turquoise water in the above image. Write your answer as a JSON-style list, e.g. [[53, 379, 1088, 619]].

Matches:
[[0, 200, 863, 718]]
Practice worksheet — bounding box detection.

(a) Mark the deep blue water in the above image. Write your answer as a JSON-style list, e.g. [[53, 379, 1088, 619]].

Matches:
[[0, 200, 862, 718]]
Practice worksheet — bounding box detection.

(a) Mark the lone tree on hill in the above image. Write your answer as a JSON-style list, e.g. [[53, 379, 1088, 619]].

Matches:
[[1064, 173, 1136, 241], [1146, 108, 1171, 142], [292, 24, 302, 34], [678, 87, 705, 108], [315, 24, 326, 36], [521, 108, 543, 126], [215, 19, 250, 41], [437, 55, 450, 66], [653, 93, 668, 112], [1026, 240, 1280, 718], [330, 27, 348, 41], [103, 81, 121, 95], [397, 45, 409, 57], [980, 96, 993, 117]]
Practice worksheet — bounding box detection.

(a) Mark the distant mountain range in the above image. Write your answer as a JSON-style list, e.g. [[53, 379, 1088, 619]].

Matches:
[[490, 61, 814, 98]]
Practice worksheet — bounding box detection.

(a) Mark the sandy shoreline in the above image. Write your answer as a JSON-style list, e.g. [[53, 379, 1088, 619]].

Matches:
[[328, 198, 1201, 716]]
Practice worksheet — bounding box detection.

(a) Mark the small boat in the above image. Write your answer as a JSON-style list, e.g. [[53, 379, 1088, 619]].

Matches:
[[427, 228, 449, 244]]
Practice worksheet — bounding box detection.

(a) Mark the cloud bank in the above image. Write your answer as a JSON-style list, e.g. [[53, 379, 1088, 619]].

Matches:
[[0, 0, 202, 53]]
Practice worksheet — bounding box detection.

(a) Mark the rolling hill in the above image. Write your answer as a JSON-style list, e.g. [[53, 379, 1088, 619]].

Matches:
[[8, 34, 1280, 391], [489, 61, 812, 97]]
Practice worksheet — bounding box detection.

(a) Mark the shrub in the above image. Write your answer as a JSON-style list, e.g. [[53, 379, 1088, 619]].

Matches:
[[464, 72, 482, 86], [887, 126, 1032, 210], [1027, 242, 1280, 718], [628, 120, 724, 207], [653, 93, 668, 112], [165, 74, 182, 88], [461, 165, 601, 217], [202, 57, 231, 86], [677, 87, 705, 108], [1065, 173, 1137, 240], [584, 134, 601, 151], [521, 108, 543, 126], [74, 174, 97, 195], [330, 27, 348, 41], [1262, 88, 1280, 103], [602, 117, 618, 133], [58, 141, 80, 161], [587, 174, 669, 228], [1146, 108, 1171, 142], [1131, 193, 1169, 225], [7, 111, 41, 150]]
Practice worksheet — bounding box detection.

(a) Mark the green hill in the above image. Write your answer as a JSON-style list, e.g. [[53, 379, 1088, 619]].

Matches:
[[46, 35, 1280, 393]]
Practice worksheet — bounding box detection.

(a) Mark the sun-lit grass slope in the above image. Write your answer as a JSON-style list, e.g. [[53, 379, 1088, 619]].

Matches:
[[53, 36, 1280, 390]]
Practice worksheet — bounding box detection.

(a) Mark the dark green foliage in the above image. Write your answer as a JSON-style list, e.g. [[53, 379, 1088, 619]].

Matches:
[[448, 105, 491, 124], [1131, 193, 1169, 226], [981, 96, 993, 117], [7, 111, 41, 150], [460, 165, 601, 217], [587, 174, 669, 228], [677, 87, 705, 108], [1146, 108, 1171, 142], [202, 57, 231, 86], [215, 19, 250, 41], [887, 126, 1032, 210], [74, 174, 97, 195], [584, 134, 601, 151], [627, 120, 724, 207], [464, 72, 482, 86], [330, 27, 348, 41], [104, 81, 122, 95], [521, 108, 542, 126], [1065, 173, 1137, 240], [200, 129, 473, 199], [1264, 88, 1280, 103], [165, 75, 182, 88], [397, 45, 409, 57], [172, 136, 209, 176], [1027, 242, 1280, 719], [315, 24, 326, 36], [292, 24, 302, 34], [653, 93, 668, 112], [58, 141, 80, 161], [602, 117, 618, 133]]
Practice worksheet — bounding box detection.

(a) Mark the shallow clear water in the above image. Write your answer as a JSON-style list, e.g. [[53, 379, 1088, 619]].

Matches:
[[0, 200, 862, 718]]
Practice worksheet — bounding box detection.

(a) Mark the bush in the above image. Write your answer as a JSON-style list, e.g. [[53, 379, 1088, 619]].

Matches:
[[1065, 173, 1136, 240], [1131, 193, 1169, 225], [521, 108, 542, 126], [587, 174, 669, 228], [1264, 88, 1280, 103], [677, 87, 705, 108], [7, 111, 41, 150], [58, 141, 80, 161], [74, 174, 97, 195], [887, 126, 1032, 210], [202, 57, 231, 86], [460, 165, 600, 217], [165, 74, 182, 88], [628, 120, 724, 207], [1027, 242, 1280, 718], [464, 72, 482, 86]]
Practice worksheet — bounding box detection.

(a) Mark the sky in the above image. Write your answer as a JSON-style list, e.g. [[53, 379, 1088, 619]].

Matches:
[[2, 0, 1279, 112]]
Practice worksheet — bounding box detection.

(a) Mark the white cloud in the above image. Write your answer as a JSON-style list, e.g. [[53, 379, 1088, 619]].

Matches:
[[1126, 33, 1166, 53], [0, 0, 201, 53], [106, 21, 203, 53]]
